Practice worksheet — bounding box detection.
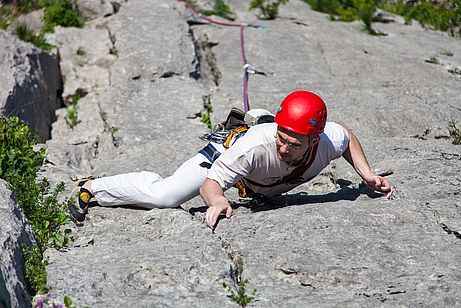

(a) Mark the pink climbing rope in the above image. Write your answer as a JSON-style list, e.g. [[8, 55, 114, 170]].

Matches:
[[179, 0, 265, 112]]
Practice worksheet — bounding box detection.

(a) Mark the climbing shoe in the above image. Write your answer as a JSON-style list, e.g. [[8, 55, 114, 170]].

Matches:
[[68, 177, 95, 223]]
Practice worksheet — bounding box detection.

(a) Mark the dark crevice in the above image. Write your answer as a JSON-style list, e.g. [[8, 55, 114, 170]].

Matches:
[[426, 203, 461, 240], [189, 27, 221, 86], [440, 223, 461, 239], [215, 235, 244, 285], [293, 20, 309, 27], [107, 27, 118, 57], [111, 1, 121, 14], [99, 110, 120, 148], [188, 28, 201, 80], [159, 71, 180, 78]]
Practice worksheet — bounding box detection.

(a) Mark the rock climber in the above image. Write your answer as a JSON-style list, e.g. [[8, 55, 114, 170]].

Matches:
[[69, 90, 392, 230]]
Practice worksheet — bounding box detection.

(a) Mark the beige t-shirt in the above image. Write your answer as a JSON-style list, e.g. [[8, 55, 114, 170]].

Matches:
[[207, 122, 349, 196]]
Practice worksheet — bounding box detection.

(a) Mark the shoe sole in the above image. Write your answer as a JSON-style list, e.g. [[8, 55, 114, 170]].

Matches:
[[68, 201, 86, 222], [68, 176, 95, 223]]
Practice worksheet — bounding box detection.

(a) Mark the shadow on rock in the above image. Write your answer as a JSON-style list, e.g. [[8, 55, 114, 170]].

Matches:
[[188, 184, 384, 215], [249, 185, 383, 212]]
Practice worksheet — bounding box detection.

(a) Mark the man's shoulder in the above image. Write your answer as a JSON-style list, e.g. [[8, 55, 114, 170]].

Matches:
[[226, 122, 276, 155], [323, 122, 348, 138], [246, 122, 277, 134], [239, 122, 277, 142], [319, 122, 349, 156]]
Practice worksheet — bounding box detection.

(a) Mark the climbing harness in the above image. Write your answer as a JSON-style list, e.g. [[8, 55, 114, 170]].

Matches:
[[199, 107, 275, 198], [179, 0, 271, 112]]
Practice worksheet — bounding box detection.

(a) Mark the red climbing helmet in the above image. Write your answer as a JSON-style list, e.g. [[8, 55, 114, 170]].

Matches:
[[275, 90, 327, 135]]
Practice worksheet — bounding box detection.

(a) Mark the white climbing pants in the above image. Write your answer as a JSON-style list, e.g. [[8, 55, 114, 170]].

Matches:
[[91, 153, 210, 209]]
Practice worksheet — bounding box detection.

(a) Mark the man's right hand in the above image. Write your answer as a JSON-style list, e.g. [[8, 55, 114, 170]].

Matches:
[[200, 178, 233, 230], [205, 203, 233, 230]]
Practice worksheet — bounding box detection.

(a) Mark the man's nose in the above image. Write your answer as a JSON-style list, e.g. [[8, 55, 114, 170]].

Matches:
[[280, 144, 290, 153]]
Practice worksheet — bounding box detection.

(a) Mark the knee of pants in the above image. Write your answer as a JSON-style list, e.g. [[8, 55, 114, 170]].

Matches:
[[146, 189, 185, 208]]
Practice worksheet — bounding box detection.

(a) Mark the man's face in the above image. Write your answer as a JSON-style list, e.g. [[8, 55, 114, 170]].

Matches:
[[275, 127, 314, 164]]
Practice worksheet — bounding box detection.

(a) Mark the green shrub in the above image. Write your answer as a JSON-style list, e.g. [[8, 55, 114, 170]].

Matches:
[[0, 117, 45, 193], [306, 0, 461, 36], [305, 0, 342, 16], [380, 0, 461, 37], [0, 5, 14, 29], [249, 0, 289, 20], [223, 278, 257, 307], [42, 0, 83, 33], [22, 244, 49, 293], [304, 0, 383, 34], [3, 0, 83, 49], [0, 117, 71, 294], [205, 0, 235, 20], [186, 0, 235, 20]]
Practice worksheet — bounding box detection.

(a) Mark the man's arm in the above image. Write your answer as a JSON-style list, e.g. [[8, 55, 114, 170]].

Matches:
[[199, 178, 233, 230], [342, 127, 392, 196]]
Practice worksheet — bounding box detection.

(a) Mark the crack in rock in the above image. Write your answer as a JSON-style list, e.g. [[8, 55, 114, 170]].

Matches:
[[427, 203, 461, 240], [440, 223, 461, 239], [99, 110, 120, 148], [215, 235, 244, 284], [189, 28, 221, 86]]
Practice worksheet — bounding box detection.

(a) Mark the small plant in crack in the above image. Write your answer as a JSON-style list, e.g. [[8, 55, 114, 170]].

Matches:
[[201, 96, 213, 130], [65, 94, 80, 129], [13, 23, 53, 51], [425, 56, 439, 64], [76, 46, 86, 56], [448, 118, 461, 145], [223, 278, 257, 307], [249, 0, 289, 20], [440, 50, 454, 57], [109, 126, 119, 134]]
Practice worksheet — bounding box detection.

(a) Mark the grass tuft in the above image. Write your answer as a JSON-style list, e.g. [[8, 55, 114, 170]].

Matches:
[[13, 23, 53, 51]]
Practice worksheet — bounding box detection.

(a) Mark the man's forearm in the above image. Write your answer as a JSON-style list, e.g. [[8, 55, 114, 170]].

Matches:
[[200, 178, 233, 229], [342, 128, 375, 181], [199, 178, 228, 207]]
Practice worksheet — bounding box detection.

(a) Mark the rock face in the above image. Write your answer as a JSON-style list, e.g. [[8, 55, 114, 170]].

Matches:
[[45, 26, 117, 101], [0, 180, 35, 308], [39, 0, 461, 306], [76, 0, 120, 21], [7, 9, 44, 34], [0, 31, 62, 142]]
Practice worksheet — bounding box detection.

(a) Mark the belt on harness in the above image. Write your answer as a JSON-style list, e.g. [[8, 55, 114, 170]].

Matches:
[[223, 126, 248, 149], [199, 126, 254, 198]]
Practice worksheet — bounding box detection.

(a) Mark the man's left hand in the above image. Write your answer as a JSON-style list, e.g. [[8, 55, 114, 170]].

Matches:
[[365, 175, 393, 198]]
